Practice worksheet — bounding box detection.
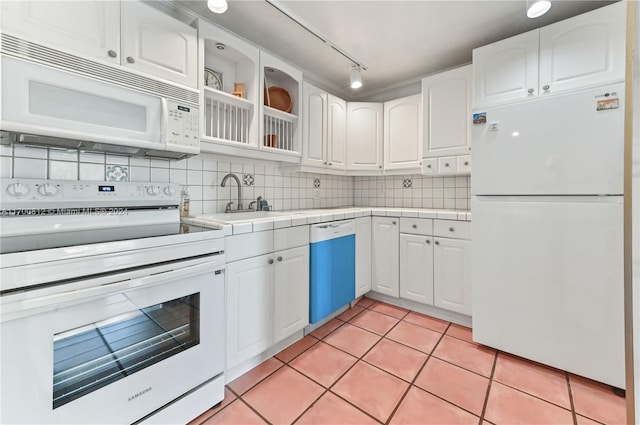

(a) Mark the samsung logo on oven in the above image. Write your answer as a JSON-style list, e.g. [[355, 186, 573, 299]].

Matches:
[[128, 387, 152, 402]]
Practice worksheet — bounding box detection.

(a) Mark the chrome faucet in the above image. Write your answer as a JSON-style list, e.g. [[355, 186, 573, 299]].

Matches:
[[220, 173, 243, 211], [248, 196, 263, 211]]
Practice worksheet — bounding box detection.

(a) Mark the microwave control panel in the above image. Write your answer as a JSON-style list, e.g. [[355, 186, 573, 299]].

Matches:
[[166, 101, 199, 150]]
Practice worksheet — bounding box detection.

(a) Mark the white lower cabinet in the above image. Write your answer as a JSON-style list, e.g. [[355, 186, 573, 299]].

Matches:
[[433, 221, 472, 316], [355, 216, 372, 297], [225, 228, 309, 369], [273, 246, 310, 343], [226, 253, 273, 369], [400, 234, 434, 304], [371, 217, 399, 297]]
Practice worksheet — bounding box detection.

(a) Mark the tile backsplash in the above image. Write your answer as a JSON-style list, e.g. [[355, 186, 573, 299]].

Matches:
[[0, 144, 471, 214]]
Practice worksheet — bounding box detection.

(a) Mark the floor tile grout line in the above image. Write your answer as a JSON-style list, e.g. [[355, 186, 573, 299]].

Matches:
[[489, 375, 576, 413], [227, 360, 285, 397], [567, 372, 579, 425], [478, 349, 499, 423], [383, 322, 452, 425], [236, 396, 274, 425]]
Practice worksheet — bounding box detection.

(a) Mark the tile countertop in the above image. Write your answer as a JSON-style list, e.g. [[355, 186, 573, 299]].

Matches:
[[184, 207, 471, 236]]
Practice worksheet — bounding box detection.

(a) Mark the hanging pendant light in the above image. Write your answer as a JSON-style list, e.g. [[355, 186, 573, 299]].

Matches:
[[350, 67, 363, 89], [207, 0, 228, 14], [526, 0, 551, 18]]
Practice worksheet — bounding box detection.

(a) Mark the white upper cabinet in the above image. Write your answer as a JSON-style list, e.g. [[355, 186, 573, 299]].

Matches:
[[1, 1, 121, 64], [346, 103, 384, 173], [199, 20, 260, 151], [121, 1, 198, 88], [422, 65, 472, 158], [383, 94, 423, 173], [473, 30, 539, 108], [538, 1, 626, 96], [301, 83, 346, 171], [302, 82, 327, 168], [473, 2, 625, 108], [1, 1, 198, 88], [327, 94, 347, 170], [260, 51, 302, 159]]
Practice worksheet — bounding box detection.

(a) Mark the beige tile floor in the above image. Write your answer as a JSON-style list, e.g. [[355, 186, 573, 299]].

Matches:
[[190, 297, 627, 425]]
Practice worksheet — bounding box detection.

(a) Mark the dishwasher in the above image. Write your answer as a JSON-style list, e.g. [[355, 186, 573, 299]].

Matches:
[[309, 220, 356, 324]]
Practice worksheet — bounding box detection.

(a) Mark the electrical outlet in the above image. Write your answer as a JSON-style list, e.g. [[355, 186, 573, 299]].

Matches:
[[377, 183, 384, 195], [313, 188, 321, 199]]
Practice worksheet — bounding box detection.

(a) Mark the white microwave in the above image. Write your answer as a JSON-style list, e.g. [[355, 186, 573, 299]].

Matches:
[[1, 53, 200, 159]]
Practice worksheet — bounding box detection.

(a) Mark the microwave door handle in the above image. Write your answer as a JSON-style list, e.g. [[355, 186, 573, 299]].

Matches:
[[160, 98, 168, 143]]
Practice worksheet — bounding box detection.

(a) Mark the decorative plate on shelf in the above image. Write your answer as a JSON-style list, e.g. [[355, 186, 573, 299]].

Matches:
[[204, 68, 223, 90]]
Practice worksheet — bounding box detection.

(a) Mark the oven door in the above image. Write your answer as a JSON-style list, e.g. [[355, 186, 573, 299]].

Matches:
[[0, 256, 224, 425]]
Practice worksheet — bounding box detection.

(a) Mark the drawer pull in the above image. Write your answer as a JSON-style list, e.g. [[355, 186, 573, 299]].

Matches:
[[392, 221, 397, 225], [528, 88, 534, 94], [412, 224, 417, 229], [543, 84, 550, 91], [268, 259, 274, 264], [445, 163, 450, 167], [277, 256, 283, 262], [108, 50, 117, 58], [435, 240, 440, 245], [426, 240, 431, 244], [427, 164, 432, 168], [126, 56, 135, 64], [449, 227, 455, 232]]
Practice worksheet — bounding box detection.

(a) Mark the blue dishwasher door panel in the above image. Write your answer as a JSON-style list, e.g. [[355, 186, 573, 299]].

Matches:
[[309, 234, 355, 324]]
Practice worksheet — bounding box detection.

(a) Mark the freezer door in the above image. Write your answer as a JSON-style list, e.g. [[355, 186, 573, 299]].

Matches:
[[471, 84, 624, 195], [471, 196, 624, 387]]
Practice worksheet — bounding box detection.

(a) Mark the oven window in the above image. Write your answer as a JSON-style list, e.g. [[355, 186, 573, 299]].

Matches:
[[52, 293, 200, 409]]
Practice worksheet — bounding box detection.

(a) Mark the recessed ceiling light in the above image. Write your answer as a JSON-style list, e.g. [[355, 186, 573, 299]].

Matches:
[[207, 0, 228, 14], [215, 43, 226, 50], [526, 0, 551, 18]]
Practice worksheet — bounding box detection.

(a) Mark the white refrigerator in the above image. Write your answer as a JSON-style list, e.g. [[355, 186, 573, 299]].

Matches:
[[471, 83, 625, 388]]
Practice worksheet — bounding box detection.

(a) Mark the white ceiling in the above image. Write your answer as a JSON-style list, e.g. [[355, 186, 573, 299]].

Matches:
[[176, 0, 617, 101]]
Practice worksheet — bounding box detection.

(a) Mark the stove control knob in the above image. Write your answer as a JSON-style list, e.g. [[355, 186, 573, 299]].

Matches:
[[146, 186, 160, 196], [38, 183, 59, 196], [7, 183, 30, 196], [164, 186, 176, 196]]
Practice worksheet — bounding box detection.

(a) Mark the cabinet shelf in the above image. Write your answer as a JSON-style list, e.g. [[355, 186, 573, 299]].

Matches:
[[204, 87, 254, 145], [263, 106, 298, 153]]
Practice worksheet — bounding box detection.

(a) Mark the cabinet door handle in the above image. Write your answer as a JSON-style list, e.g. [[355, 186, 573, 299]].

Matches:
[[464, 161, 469, 166], [543, 84, 550, 91], [528, 88, 534, 94], [435, 240, 440, 245], [449, 227, 455, 232], [324, 162, 327, 165], [107, 50, 117, 58], [412, 224, 417, 229], [426, 240, 431, 244], [126, 56, 135, 64], [379, 165, 383, 169], [268, 259, 274, 264], [329, 163, 332, 166], [445, 163, 450, 167], [392, 221, 397, 225], [427, 164, 432, 168], [277, 256, 283, 262]]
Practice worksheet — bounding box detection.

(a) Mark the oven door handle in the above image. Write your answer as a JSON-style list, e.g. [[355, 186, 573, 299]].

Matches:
[[1, 260, 223, 320]]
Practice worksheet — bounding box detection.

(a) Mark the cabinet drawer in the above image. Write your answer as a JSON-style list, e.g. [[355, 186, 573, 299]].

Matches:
[[434, 220, 471, 240], [422, 158, 438, 175], [457, 155, 472, 174], [274, 225, 309, 251], [400, 218, 433, 235], [438, 157, 458, 175], [226, 230, 274, 262]]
